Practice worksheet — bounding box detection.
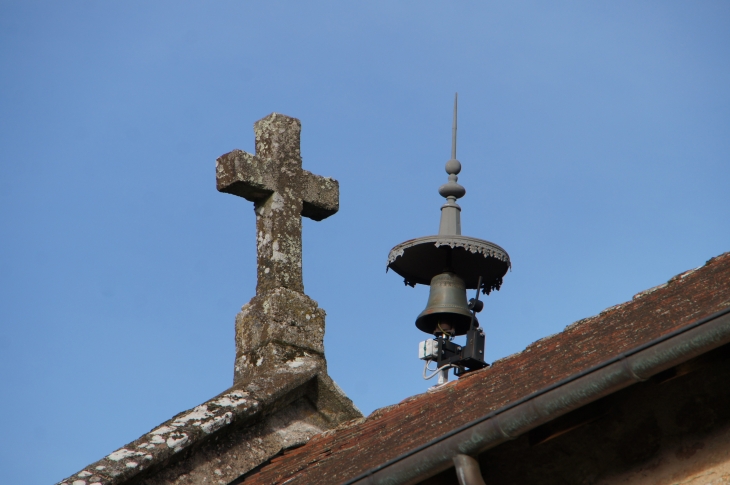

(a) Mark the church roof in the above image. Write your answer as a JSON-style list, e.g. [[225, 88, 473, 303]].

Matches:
[[57, 356, 361, 485], [241, 251, 730, 485]]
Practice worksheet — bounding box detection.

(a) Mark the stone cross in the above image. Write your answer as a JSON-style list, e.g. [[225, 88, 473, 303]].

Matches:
[[216, 113, 339, 294]]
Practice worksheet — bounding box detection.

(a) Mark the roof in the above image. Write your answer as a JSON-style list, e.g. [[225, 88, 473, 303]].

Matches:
[[242, 251, 730, 485], [56, 355, 361, 485]]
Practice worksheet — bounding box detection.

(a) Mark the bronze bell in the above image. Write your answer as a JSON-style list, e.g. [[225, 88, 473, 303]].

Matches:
[[415, 272, 476, 336]]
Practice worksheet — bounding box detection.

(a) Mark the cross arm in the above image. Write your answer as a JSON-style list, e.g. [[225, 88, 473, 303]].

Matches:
[[300, 170, 339, 221], [216, 149, 275, 202]]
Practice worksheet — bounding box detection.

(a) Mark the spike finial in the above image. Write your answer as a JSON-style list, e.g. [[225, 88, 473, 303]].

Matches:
[[438, 93, 465, 235], [451, 93, 458, 161], [445, 93, 462, 177]]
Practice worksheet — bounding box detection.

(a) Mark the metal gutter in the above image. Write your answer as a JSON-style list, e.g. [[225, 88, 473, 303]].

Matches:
[[346, 307, 730, 485]]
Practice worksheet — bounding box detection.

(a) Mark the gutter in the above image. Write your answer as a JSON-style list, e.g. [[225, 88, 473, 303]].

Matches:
[[346, 307, 730, 485]]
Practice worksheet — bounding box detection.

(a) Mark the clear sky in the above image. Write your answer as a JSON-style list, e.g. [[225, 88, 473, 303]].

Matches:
[[1, 2, 729, 483]]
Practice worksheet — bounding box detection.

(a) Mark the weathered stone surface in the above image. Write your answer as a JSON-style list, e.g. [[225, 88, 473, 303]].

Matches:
[[217, 112, 343, 390], [234, 288, 326, 385], [216, 113, 339, 295], [140, 398, 326, 485], [58, 388, 262, 485], [57, 360, 360, 485]]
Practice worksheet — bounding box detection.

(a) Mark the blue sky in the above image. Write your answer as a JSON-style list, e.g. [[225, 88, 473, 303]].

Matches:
[[1, 2, 729, 483]]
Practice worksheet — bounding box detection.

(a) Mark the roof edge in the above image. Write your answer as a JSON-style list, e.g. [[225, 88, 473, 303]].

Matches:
[[346, 305, 730, 485], [57, 352, 362, 485], [57, 362, 320, 485]]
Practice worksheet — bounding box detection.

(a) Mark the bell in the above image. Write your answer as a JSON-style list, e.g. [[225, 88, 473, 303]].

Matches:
[[416, 272, 476, 336]]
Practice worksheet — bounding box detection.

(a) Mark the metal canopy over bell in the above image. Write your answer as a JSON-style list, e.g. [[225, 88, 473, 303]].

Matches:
[[387, 94, 510, 336], [387, 235, 509, 291]]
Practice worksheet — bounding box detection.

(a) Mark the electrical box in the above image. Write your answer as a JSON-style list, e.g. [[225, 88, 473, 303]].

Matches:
[[418, 339, 439, 360]]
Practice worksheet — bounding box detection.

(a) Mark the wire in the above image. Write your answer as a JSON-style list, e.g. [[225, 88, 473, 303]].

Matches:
[[437, 323, 454, 340], [423, 360, 459, 380]]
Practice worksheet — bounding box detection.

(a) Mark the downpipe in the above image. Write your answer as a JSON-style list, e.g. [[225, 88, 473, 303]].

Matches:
[[453, 455, 486, 485]]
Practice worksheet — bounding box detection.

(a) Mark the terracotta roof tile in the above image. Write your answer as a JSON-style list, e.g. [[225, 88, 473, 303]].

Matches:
[[243, 252, 730, 485]]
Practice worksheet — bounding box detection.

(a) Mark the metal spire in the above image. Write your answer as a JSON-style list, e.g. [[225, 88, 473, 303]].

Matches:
[[438, 93, 465, 235], [452, 93, 458, 160]]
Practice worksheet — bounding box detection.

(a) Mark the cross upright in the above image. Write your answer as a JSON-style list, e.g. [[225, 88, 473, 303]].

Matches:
[[216, 113, 339, 295]]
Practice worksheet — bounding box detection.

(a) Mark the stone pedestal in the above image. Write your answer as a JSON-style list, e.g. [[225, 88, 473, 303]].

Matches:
[[234, 288, 327, 385]]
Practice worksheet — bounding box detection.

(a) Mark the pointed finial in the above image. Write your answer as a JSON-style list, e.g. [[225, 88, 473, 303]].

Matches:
[[451, 92, 458, 161], [438, 94, 465, 235]]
